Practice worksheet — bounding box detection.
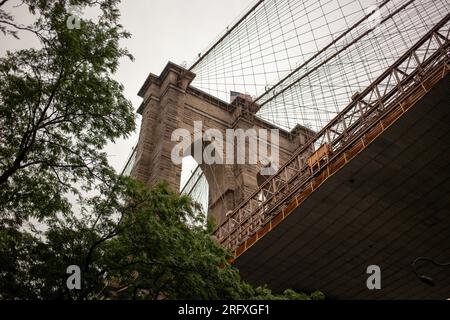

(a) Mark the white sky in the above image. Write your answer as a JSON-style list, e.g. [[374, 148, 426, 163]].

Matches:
[[0, 0, 256, 172], [107, 0, 256, 172]]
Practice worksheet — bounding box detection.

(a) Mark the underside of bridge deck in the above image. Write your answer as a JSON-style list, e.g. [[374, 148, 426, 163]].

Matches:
[[235, 74, 450, 300]]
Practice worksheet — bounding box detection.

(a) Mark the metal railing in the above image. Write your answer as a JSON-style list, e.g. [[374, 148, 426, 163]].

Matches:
[[213, 13, 450, 252]]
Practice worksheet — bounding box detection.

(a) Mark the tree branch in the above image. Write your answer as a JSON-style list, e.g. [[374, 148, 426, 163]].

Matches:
[[0, 19, 46, 42], [0, 66, 65, 185]]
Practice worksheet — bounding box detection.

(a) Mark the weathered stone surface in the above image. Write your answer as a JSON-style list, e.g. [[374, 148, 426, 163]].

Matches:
[[133, 62, 315, 225]]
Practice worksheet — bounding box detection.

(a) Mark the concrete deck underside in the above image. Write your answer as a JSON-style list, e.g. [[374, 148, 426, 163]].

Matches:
[[235, 74, 450, 299]]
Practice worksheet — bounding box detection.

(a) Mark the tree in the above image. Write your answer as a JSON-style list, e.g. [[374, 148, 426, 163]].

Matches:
[[0, 1, 324, 300], [0, 0, 135, 226], [0, 179, 324, 300]]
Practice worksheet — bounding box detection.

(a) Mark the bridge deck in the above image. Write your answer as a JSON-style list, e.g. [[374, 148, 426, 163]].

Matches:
[[234, 74, 450, 299]]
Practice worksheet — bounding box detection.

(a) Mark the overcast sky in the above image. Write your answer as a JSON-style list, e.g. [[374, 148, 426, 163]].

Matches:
[[108, 0, 256, 172], [1, 0, 255, 172]]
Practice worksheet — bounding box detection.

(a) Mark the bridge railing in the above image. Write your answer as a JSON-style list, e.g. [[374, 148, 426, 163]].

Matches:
[[213, 13, 450, 252]]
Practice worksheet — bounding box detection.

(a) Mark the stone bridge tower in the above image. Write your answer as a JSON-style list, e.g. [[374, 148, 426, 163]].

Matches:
[[132, 62, 314, 225]]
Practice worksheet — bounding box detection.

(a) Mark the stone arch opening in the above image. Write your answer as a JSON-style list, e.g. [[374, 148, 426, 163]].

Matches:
[[180, 138, 233, 225], [180, 155, 209, 216]]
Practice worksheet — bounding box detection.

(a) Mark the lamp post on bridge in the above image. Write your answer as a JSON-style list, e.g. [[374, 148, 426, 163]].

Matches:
[[412, 257, 450, 287]]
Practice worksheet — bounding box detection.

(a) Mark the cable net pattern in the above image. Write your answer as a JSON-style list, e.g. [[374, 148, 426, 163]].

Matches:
[[190, 0, 450, 132]]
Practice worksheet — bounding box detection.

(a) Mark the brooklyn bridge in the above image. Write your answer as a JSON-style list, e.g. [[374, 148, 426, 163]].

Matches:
[[125, 0, 450, 299]]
